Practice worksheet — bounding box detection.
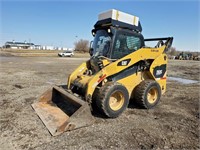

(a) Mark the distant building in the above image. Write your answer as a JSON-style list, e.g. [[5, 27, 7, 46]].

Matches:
[[29, 45, 42, 50], [32, 45, 42, 50], [3, 40, 73, 51], [57, 47, 62, 50], [62, 47, 68, 51], [42, 46, 55, 50], [68, 48, 75, 51], [4, 41, 34, 49]]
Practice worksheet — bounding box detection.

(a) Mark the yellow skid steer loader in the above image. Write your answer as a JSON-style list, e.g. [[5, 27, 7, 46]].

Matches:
[[32, 9, 173, 136]]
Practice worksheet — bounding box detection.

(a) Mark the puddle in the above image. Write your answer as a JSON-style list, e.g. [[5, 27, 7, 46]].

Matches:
[[168, 77, 199, 84]]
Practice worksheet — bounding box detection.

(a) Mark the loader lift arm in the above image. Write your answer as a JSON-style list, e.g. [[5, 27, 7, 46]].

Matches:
[[144, 37, 173, 52]]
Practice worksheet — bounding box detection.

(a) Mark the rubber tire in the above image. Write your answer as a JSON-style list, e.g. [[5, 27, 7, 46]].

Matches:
[[96, 82, 129, 118], [134, 80, 161, 109]]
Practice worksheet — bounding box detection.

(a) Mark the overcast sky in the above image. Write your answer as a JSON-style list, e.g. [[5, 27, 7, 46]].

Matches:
[[1, 0, 199, 51]]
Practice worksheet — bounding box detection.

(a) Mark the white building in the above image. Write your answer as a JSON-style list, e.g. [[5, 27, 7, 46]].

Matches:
[[4, 41, 34, 49]]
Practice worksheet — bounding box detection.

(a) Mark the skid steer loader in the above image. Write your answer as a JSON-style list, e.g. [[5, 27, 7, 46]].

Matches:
[[32, 9, 173, 136]]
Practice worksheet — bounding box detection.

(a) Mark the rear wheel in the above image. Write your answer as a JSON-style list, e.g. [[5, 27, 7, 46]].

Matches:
[[96, 82, 129, 118], [134, 80, 161, 109]]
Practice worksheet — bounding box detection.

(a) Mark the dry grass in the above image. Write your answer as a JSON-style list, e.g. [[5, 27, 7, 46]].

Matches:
[[1, 48, 60, 53], [0, 48, 90, 57]]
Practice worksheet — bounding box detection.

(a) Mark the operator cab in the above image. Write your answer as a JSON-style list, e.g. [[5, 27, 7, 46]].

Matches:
[[91, 27, 144, 60], [90, 9, 144, 60]]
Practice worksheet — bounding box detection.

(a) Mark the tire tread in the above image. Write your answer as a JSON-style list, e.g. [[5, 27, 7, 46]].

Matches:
[[96, 82, 128, 117], [134, 79, 160, 109]]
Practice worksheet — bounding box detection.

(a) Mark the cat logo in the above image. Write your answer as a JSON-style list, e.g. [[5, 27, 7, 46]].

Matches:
[[121, 61, 128, 66], [117, 59, 131, 66], [156, 70, 163, 75]]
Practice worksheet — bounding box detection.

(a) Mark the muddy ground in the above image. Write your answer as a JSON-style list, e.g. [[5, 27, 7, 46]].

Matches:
[[0, 56, 199, 150]]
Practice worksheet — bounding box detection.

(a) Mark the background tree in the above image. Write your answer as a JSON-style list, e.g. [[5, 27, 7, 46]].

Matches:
[[168, 47, 177, 56], [74, 39, 89, 53]]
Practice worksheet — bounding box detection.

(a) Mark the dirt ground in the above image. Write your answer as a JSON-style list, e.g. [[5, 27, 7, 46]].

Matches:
[[0, 56, 199, 150]]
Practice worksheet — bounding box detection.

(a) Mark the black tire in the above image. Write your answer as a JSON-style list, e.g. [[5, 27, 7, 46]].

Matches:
[[134, 80, 161, 109], [96, 82, 129, 118]]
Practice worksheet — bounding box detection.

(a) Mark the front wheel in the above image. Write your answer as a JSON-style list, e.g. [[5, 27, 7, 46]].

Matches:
[[95, 82, 129, 118]]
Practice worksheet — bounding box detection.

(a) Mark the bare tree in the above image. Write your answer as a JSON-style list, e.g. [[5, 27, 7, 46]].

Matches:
[[168, 47, 177, 56], [74, 39, 89, 53]]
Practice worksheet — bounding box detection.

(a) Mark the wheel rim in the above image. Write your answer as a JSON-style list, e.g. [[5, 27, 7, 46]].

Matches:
[[109, 91, 124, 111], [147, 87, 158, 104]]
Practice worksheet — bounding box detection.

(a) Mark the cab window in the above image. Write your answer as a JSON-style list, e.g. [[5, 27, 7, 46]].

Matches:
[[112, 32, 142, 59]]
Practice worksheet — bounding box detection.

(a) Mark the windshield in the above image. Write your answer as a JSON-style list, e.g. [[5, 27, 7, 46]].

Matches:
[[92, 30, 111, 57]]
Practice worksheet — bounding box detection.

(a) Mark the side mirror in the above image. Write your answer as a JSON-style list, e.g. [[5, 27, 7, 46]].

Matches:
[[89, 48, 93, 56], [89, 41, 94, 56]]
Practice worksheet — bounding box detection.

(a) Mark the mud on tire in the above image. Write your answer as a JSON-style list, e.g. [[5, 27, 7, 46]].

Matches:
[[95, 82, 129, 118]]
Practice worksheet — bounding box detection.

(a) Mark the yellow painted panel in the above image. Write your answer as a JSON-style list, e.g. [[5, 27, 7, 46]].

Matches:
[[68, 45, 168, 99]]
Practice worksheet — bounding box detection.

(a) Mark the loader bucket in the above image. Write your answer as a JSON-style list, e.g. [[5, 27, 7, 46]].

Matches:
[[31, 85, 94, 136]]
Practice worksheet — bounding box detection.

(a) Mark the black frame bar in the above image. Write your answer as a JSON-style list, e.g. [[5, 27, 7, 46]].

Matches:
[[144, 37, 173, 41]]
